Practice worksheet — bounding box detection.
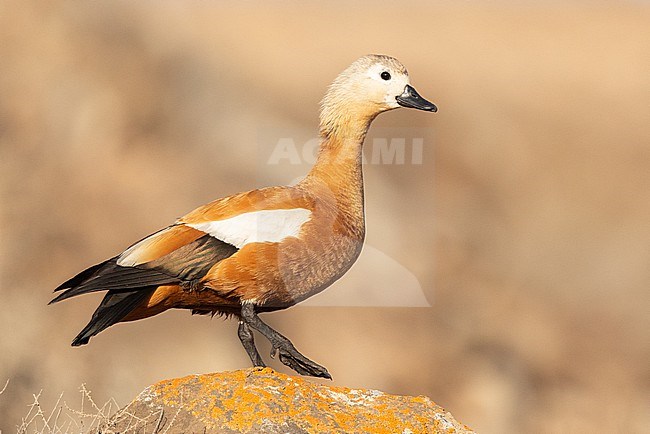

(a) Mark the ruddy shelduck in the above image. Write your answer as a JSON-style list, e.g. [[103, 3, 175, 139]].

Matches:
[[52, 54, 437, 378]]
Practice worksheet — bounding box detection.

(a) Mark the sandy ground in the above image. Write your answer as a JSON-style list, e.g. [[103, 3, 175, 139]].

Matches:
[[1, 1, 649, 432]]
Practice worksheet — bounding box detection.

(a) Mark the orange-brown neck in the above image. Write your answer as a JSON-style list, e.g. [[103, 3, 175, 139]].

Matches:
[[300, 134, 366, 247], [304, 136, 363, 203], [300, 99, 382, 236], [308, 99, 378, 192]]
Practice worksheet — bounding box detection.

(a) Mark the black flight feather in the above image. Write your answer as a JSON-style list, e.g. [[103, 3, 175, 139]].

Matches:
[[54, 258, 112, 292], [52, 232, 239, 345], [71, 288, 156, 346], [49, 259, 180, 304]]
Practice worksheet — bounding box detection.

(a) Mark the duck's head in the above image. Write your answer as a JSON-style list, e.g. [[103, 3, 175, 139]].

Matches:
[[320, 54, 437, 138]]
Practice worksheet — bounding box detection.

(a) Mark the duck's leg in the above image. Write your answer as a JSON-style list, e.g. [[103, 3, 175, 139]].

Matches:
[[238, 320, 265, 367], [240, 303, 331, 379]]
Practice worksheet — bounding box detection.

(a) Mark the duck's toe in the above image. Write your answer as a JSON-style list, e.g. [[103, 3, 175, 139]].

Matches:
[[272, 341, 332, 380]]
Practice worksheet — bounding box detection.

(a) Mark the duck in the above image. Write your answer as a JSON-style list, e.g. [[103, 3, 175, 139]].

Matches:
[[51, 54, 437, 379]]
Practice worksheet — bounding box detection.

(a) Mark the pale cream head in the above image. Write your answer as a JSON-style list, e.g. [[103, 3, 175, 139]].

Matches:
[[319, 54, 436, 138]]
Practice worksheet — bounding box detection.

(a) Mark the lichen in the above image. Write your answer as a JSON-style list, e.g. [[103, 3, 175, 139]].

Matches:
[[112, 368, 474, 433]]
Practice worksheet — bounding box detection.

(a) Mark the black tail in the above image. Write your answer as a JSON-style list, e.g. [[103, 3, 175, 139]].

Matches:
[[52, 258, 181, 346], [54, 259, 111, 292], [50, 258, 180, 304], [71, 288, 156, 346]]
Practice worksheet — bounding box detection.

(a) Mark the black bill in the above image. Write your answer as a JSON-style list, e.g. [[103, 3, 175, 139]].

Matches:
[[396, 85, 437, 112]]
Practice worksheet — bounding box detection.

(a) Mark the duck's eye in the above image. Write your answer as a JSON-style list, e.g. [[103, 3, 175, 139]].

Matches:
[[380, 71, 391, 81]]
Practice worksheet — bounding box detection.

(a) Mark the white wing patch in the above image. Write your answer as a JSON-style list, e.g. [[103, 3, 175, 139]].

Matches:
[[186, 208, 312, 249]]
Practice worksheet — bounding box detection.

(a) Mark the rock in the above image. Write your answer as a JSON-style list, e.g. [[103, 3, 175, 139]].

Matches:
[[102, 368, 474, 433]]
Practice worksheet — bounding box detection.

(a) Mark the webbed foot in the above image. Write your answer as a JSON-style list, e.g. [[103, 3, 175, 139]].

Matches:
[[270, 339, 331, 379]]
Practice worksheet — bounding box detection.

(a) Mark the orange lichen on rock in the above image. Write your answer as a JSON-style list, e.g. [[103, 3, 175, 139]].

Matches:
[[104, 368, 475, 434]]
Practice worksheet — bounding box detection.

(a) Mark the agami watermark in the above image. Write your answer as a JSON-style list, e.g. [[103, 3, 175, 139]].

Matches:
[[267, 137, 425, 165]]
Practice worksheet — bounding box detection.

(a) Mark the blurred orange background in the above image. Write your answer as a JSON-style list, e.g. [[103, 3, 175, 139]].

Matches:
[[1, 1, 649, 432]]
